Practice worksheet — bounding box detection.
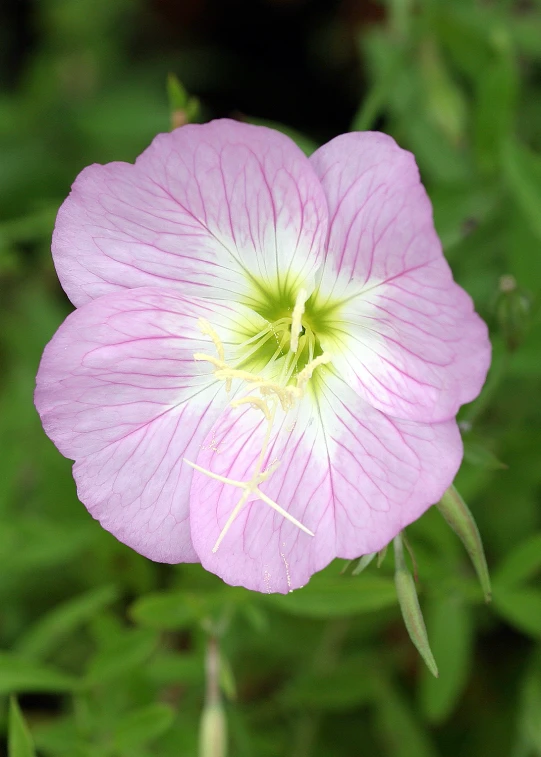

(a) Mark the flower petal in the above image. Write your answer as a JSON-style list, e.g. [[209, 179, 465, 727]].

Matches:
[[35, 287, 265, 562], [310, 132, 490, 422], [189, 372, 462, 593], [53, 119, 328, 307]]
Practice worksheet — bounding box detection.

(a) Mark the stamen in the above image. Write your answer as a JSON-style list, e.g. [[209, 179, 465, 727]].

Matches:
[[214, 367, 267, 383], [198, 318, 225, 363], [230, 395, 272, 420], [268, 329, 290, 363], [194, 353, 228, 369], [290, 288, 308, 353], [296, 352, 332, 392], [230, 331, 274, 366]]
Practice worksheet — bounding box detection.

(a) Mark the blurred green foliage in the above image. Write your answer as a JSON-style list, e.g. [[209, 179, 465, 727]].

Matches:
[[1, 0, 541, 755]]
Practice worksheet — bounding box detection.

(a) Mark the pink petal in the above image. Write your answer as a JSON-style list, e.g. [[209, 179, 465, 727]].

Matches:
[[35, 287, 262, 562], [310, 132, 490, 422], [53, 119, 328, 307], [189, 373, 462, 594]]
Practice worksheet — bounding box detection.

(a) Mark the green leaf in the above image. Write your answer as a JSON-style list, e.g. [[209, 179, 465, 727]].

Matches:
[[503, 138, 541, 241], [131, 590, 241, 630], [420, 39, 467, 146], [373, 675, 440, 757], [419, 597, 473, 723], [15, 585, 119, 661], [492, 587, 541, 638], [280, 655, 374, 711], [393, 534, 438, 678], [113, 703, 175, 751], [351, 33, 403, 131], [84, 628, 157, 685], [437, 486, 492, 602], [435, 5, 494, 79], [146, 652, 203, 686], [493, 533, 541, 589], [131, 591, 198, 629], [463, 439, 508, 471], [30, 716, 83, 757], [9, 697, 36, 757], [263, 575, 396, 618], [516, 654, 541, 754], [0, 206, 57, 245], [0, 654, 77, 695], [473, 33, 517, 174]]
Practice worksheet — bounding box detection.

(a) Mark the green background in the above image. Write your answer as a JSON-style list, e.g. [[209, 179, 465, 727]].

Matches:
[[1, 0, 541, 755]]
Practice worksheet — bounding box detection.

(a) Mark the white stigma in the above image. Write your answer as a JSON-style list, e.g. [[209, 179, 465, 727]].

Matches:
[[183, 457, 314, 552], [289, 287, 308, 354]]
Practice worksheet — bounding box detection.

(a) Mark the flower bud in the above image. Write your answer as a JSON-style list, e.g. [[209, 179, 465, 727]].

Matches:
[[199, 702, 227, 757], [394, 533, 438, 678], [167, 73, 200, 130], [437, 485, 491, 602]]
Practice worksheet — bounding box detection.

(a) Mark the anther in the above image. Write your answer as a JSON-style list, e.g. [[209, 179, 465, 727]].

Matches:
[[198, 318, 225, 363], [230, 395, 272, 421], [296, 352, 332, 392]]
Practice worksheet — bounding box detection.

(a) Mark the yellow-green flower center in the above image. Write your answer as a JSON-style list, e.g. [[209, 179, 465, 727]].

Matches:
[[238, 278, 343, 384]]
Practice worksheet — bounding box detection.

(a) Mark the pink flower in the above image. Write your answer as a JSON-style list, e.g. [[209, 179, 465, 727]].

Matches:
[[35, 120, 490, 593]]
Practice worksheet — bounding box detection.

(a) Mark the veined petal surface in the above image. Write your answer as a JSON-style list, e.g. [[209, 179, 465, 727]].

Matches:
[[53, 119, 328, 307], [189, 373, 462, 594], [35, 287, 265, 562], [310, 132, 490, 423]]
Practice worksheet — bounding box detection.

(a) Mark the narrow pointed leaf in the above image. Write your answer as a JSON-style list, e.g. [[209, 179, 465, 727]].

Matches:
[[394, 534, 439, 678], [9, 697, 36, 757], [0, 654, 77, 695], [437, 485, 491, 602]]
